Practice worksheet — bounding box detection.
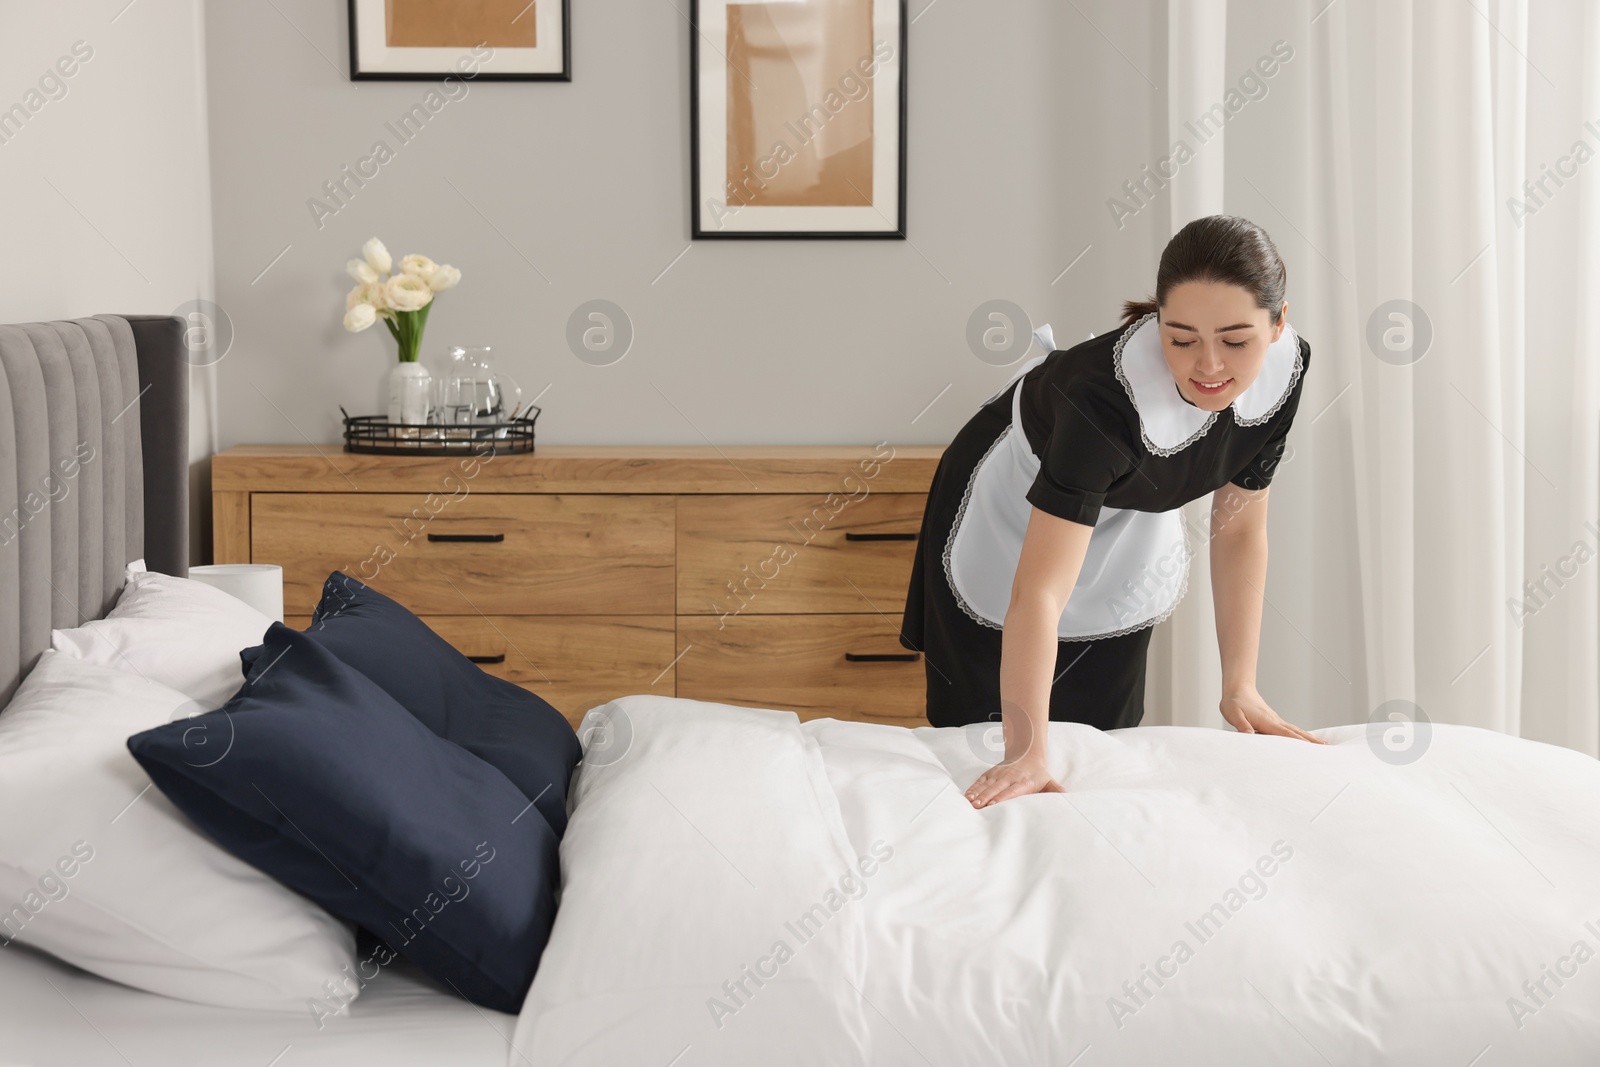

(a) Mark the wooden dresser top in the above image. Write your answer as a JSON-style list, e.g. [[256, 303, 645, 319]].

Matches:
[[212, 444, 945, 495]]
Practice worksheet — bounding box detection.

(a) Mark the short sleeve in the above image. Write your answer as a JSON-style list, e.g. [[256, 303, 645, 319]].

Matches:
[[1229, 343, 1307, 491], [1025, 385, 1138, 527]]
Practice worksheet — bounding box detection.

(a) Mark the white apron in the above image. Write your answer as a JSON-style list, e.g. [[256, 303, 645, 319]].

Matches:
[[942, 325, 1192, 642]]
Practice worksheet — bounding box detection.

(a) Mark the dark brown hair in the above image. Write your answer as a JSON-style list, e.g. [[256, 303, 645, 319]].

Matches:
[[1120, 215, 1287, 327]]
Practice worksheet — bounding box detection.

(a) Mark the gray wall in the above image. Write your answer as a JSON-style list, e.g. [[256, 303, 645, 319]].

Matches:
[[0, 0, 212, 352], [204, 0, 1173, 449]]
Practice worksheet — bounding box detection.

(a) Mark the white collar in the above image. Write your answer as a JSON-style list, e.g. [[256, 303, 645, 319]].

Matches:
[[1112, 312, 1302, 456]]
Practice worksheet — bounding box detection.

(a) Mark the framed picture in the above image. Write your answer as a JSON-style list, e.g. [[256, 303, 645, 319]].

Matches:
[[690, 0, 908, 239], [348, 0, 571, 81]]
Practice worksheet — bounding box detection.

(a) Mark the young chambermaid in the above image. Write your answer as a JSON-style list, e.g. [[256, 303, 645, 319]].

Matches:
[[899, 214, 1329, 809]]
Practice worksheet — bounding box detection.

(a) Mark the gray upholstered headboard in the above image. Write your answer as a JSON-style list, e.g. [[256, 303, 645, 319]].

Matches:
[[0, 314, 189, 704]]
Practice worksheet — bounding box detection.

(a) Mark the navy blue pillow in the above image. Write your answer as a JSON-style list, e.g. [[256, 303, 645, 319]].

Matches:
[[242, 571, 579, 838], [129, 622, 559, 1013]]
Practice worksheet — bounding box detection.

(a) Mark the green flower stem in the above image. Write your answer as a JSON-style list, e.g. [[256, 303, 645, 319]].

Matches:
[[384, 301, 433, 363]]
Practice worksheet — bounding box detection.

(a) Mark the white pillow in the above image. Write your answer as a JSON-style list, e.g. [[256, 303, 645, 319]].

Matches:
[[0, 651, 358, 1011], [51, 565, 273, 710]]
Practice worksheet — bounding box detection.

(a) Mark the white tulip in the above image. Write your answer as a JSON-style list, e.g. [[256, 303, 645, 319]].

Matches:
[[428, 264, 462, 292], [346, 258, 378, 284], [343, 303, 377, 332], [346, 281, 386, 310], [385, 273, 433, 312], [363, 237, 392, 275], [399, 254, 438, 281]]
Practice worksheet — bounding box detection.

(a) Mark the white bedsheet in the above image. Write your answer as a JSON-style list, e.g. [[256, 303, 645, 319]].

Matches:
[[0, 938, 513, 1066], [518, 695, 1600, 1067]]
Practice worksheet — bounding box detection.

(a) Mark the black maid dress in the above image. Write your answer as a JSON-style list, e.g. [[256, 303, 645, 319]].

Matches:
[[900, 311, 1310, 731]]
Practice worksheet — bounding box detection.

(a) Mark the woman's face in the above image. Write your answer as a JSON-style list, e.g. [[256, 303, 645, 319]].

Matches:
[[1157, 280, 1287, 411]]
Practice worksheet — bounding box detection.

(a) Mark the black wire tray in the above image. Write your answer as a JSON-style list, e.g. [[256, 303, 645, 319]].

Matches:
[[341, 405, 541, 456]]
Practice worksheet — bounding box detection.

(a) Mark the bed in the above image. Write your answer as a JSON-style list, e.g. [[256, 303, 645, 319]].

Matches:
[[519, 697, 1600, 1065], [3, 316, 1600, 1066]]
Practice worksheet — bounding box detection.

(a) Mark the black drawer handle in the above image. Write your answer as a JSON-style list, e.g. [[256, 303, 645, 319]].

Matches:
[[427, 533, 506, 543], [467, 653, 506, 664], [844, 532, 918, 542], [845, 652, 921, 663]]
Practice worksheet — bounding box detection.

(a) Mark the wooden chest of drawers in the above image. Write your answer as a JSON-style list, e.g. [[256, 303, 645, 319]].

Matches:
[[211, 445, 942, 727]]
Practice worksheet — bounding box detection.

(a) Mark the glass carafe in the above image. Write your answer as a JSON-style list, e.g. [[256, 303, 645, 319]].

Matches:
[[439, 346, 521, 426]]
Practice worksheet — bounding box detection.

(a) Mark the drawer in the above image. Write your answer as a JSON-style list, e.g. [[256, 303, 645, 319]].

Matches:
[[256, 493, 675, 616], [677, 494, 925, 616], [288, 614, 677, 726], [675, 614, 925, 726]]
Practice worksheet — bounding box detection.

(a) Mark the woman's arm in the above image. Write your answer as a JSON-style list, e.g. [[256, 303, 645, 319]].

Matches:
[[1208, 483, 1326, 744], [964, 507, 1095, 808]]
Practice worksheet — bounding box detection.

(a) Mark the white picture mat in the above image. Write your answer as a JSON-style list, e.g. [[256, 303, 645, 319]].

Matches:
[[696, 1, 903, 233], [354, 1, 565, 75]]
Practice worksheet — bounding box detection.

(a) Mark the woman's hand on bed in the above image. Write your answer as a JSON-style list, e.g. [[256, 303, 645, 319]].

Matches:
[[1219, 686, 1328, 744], [965, 755, 1066, 808]]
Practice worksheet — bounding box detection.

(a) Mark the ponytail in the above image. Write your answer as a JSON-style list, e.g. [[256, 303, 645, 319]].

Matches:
[[1120, 297, 1159, 326]]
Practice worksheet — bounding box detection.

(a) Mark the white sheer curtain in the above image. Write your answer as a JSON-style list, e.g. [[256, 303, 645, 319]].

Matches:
[[1144, 0, 1600, 757]]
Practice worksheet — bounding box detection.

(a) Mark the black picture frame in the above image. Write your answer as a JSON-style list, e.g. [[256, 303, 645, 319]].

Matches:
[[689, 0, 908, 240], [348, 0, 572, 82]]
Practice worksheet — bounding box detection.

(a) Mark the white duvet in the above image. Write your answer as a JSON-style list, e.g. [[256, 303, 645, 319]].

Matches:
[[513, 696, 1600, 1066]]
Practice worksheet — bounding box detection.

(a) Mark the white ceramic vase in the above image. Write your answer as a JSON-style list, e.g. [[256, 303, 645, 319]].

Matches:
[[386, 361, 433, 425]]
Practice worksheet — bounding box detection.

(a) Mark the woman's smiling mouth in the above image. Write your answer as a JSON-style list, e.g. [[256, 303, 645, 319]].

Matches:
[[1191, 377, 1234, 395]]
